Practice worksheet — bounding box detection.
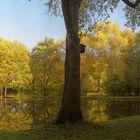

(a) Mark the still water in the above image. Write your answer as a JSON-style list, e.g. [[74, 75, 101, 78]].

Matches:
[[0, 97, 140, 129]]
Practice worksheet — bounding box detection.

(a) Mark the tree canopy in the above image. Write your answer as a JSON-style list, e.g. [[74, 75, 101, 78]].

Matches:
[[0, 38, 32, 96], [45, 0, 140, 30]]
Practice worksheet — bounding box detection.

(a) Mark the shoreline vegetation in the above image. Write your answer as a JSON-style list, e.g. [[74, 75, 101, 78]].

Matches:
[[1, 93, 140, 101]]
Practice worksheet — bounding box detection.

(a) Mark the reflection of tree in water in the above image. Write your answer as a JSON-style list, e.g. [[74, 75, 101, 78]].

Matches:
[[0, 98, 139, 129], [107, 101, 140, 119], [83, 99, 140, 123], [83, 100, 109, 122], [0, 97, 59, 130], [0, 98, 32, 130], [0, 98, 9, 121], [30, 97, 59, 127]]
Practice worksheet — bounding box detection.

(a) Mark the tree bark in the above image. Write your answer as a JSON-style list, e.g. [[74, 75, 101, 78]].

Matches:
[[56, 0, 83, 123]]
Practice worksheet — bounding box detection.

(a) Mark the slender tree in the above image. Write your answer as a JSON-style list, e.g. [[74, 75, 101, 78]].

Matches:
[[31, 38, 64, 94]]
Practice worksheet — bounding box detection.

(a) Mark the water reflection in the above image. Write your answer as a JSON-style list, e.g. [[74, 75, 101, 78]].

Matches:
[[82, 100, 109, 122], [0, 97, 139, 129], [83, 99, 140, 122], [30, 97, 59, 127], [0, 97, 59, 130]]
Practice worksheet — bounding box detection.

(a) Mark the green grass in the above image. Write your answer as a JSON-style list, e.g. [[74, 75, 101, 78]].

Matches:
[[4, 91, 140, 102], [83, 95, 140, 101], [0, 115, 140, 140]]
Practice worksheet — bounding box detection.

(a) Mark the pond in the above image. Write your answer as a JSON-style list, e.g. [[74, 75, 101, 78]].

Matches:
[[0, 97, 140, 130], [82, 99, 140, 122]]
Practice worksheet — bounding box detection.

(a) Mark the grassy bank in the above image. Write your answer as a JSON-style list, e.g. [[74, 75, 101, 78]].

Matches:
[[0, 115, 140, 140], [2, 91, 140, 102], [83, 95, 140, 101]]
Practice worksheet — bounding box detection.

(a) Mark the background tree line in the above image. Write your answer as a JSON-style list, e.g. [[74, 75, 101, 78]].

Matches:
[[81, 22, 140, 96], [0, 22, 140, 97]]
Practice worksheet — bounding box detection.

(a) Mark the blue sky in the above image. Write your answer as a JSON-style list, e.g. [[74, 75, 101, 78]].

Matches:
[[0, 0, 128, 49]]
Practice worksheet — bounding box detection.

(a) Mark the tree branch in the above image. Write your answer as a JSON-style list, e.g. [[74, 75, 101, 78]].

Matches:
[[122, 0, 140, 8]]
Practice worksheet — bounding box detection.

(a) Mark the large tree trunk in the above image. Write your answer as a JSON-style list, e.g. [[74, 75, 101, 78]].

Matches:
[[56, 0, 83, 123]]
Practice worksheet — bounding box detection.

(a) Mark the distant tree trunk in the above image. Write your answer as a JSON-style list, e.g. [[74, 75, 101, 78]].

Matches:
[[31, 100, 38, 126], [0, 87, 3, 98], [20, 87, 23, 93], [56, 0, 83, 123], [43, 61, 47, 94], [4, 87, 7, 97], [32, 76, 35, 94]]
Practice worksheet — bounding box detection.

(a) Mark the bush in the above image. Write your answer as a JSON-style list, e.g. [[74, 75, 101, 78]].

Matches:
[[103, 76, 132, 96]]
